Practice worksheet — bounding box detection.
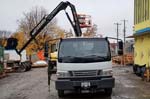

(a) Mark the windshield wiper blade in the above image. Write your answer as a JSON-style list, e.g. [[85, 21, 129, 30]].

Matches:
[[59, 56, 82, 63], [60, 56, 75, 58], [83, 55, 106, 58]]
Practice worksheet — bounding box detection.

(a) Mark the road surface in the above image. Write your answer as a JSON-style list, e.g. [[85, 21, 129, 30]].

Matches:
[[0, 66, 150, 99]]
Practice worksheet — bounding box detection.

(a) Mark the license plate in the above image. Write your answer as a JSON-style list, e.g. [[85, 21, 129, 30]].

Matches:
[[81, 82, 90, 88]]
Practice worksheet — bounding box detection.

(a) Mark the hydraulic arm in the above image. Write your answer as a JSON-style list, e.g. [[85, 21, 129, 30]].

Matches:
[[16, 1, 82, 55]]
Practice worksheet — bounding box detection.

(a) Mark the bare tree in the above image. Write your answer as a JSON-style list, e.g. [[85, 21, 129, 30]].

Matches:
[[83, 24, 98, 37], [0, 30, 12, 38], [17, 6, 61, 52]]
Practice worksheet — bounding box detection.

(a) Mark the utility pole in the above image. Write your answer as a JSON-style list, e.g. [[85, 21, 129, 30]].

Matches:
[[121, 19, 127, 66], [114, 23, 121, 53], [121, 19, 128, 53]]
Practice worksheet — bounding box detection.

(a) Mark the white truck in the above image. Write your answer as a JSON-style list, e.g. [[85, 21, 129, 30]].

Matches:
[[55, 37, 116, 97], [4, 38, 31, 72], [10, 1, 122, 97]]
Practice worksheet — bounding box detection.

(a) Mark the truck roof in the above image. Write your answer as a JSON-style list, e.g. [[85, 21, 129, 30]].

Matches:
[[61, 37, 108, 41]]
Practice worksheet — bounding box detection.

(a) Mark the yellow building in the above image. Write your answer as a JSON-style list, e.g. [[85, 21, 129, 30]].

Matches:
[[134, 0, 150, 68]]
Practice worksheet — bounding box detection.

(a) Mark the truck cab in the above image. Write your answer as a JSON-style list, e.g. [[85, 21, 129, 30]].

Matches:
[[55, 37, 114, 97]]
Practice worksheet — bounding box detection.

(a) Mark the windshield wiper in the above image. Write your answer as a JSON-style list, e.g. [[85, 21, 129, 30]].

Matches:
[[83, 55, 107, 59], [59, 56, 74, 59], [59, 56, 75, 62]]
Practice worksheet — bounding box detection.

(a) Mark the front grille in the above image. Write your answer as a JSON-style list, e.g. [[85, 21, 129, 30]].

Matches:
[[71, 70, 99, 77]]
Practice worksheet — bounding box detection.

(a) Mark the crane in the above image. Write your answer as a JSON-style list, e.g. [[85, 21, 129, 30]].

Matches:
[[16, 1, 82, 55], [12, 1, 82, 91]]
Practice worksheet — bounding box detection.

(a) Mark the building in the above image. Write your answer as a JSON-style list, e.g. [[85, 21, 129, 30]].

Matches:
[[134, 0, 150, 67], [125, 39, 134, 54]]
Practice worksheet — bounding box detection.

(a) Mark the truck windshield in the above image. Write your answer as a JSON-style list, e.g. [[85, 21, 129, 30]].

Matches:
[[58, 38, 111, 63]]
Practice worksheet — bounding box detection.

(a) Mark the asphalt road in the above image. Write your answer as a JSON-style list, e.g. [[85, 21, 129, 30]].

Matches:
[[0, 66, 150, 99]]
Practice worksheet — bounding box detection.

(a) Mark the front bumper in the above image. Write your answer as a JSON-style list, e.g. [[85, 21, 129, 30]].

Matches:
[[55, 76, 115, 90]]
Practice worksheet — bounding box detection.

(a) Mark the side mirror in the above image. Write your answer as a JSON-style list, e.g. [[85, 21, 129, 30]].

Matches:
[[5, 38, 18, 50], [118, 41, 123, 55]]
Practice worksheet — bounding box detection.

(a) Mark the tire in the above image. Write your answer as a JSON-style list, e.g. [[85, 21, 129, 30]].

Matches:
[[19, 64, 26, 72], [58, 90, 64, 97], [28, 65, 31, 70], [104, 88, 112, 96], [25, 62, 31, 71], [25, 65, 30, 71], [27, 62, 32, 71]]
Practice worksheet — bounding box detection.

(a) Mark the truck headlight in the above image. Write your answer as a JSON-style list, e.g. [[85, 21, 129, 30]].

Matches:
[[102, 69, 113, 76], [57, 71, 70, 78]]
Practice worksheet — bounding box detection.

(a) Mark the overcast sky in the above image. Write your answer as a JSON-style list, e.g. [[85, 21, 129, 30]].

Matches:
[[0, 0, 134, 38]]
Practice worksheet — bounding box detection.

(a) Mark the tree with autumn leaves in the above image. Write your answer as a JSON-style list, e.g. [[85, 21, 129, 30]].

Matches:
[[13, 6, 65, 55]]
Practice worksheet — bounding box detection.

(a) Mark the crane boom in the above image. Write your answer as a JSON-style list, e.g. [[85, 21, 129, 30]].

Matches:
[[16, 1, 82, 55]]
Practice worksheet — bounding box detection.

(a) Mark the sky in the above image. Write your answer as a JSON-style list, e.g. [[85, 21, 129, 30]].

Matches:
[[0, 0, 134, 39]]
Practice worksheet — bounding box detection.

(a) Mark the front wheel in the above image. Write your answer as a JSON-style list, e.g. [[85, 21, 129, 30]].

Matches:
[[58, 90, 64, 97], [104, 88, 112, 96]]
